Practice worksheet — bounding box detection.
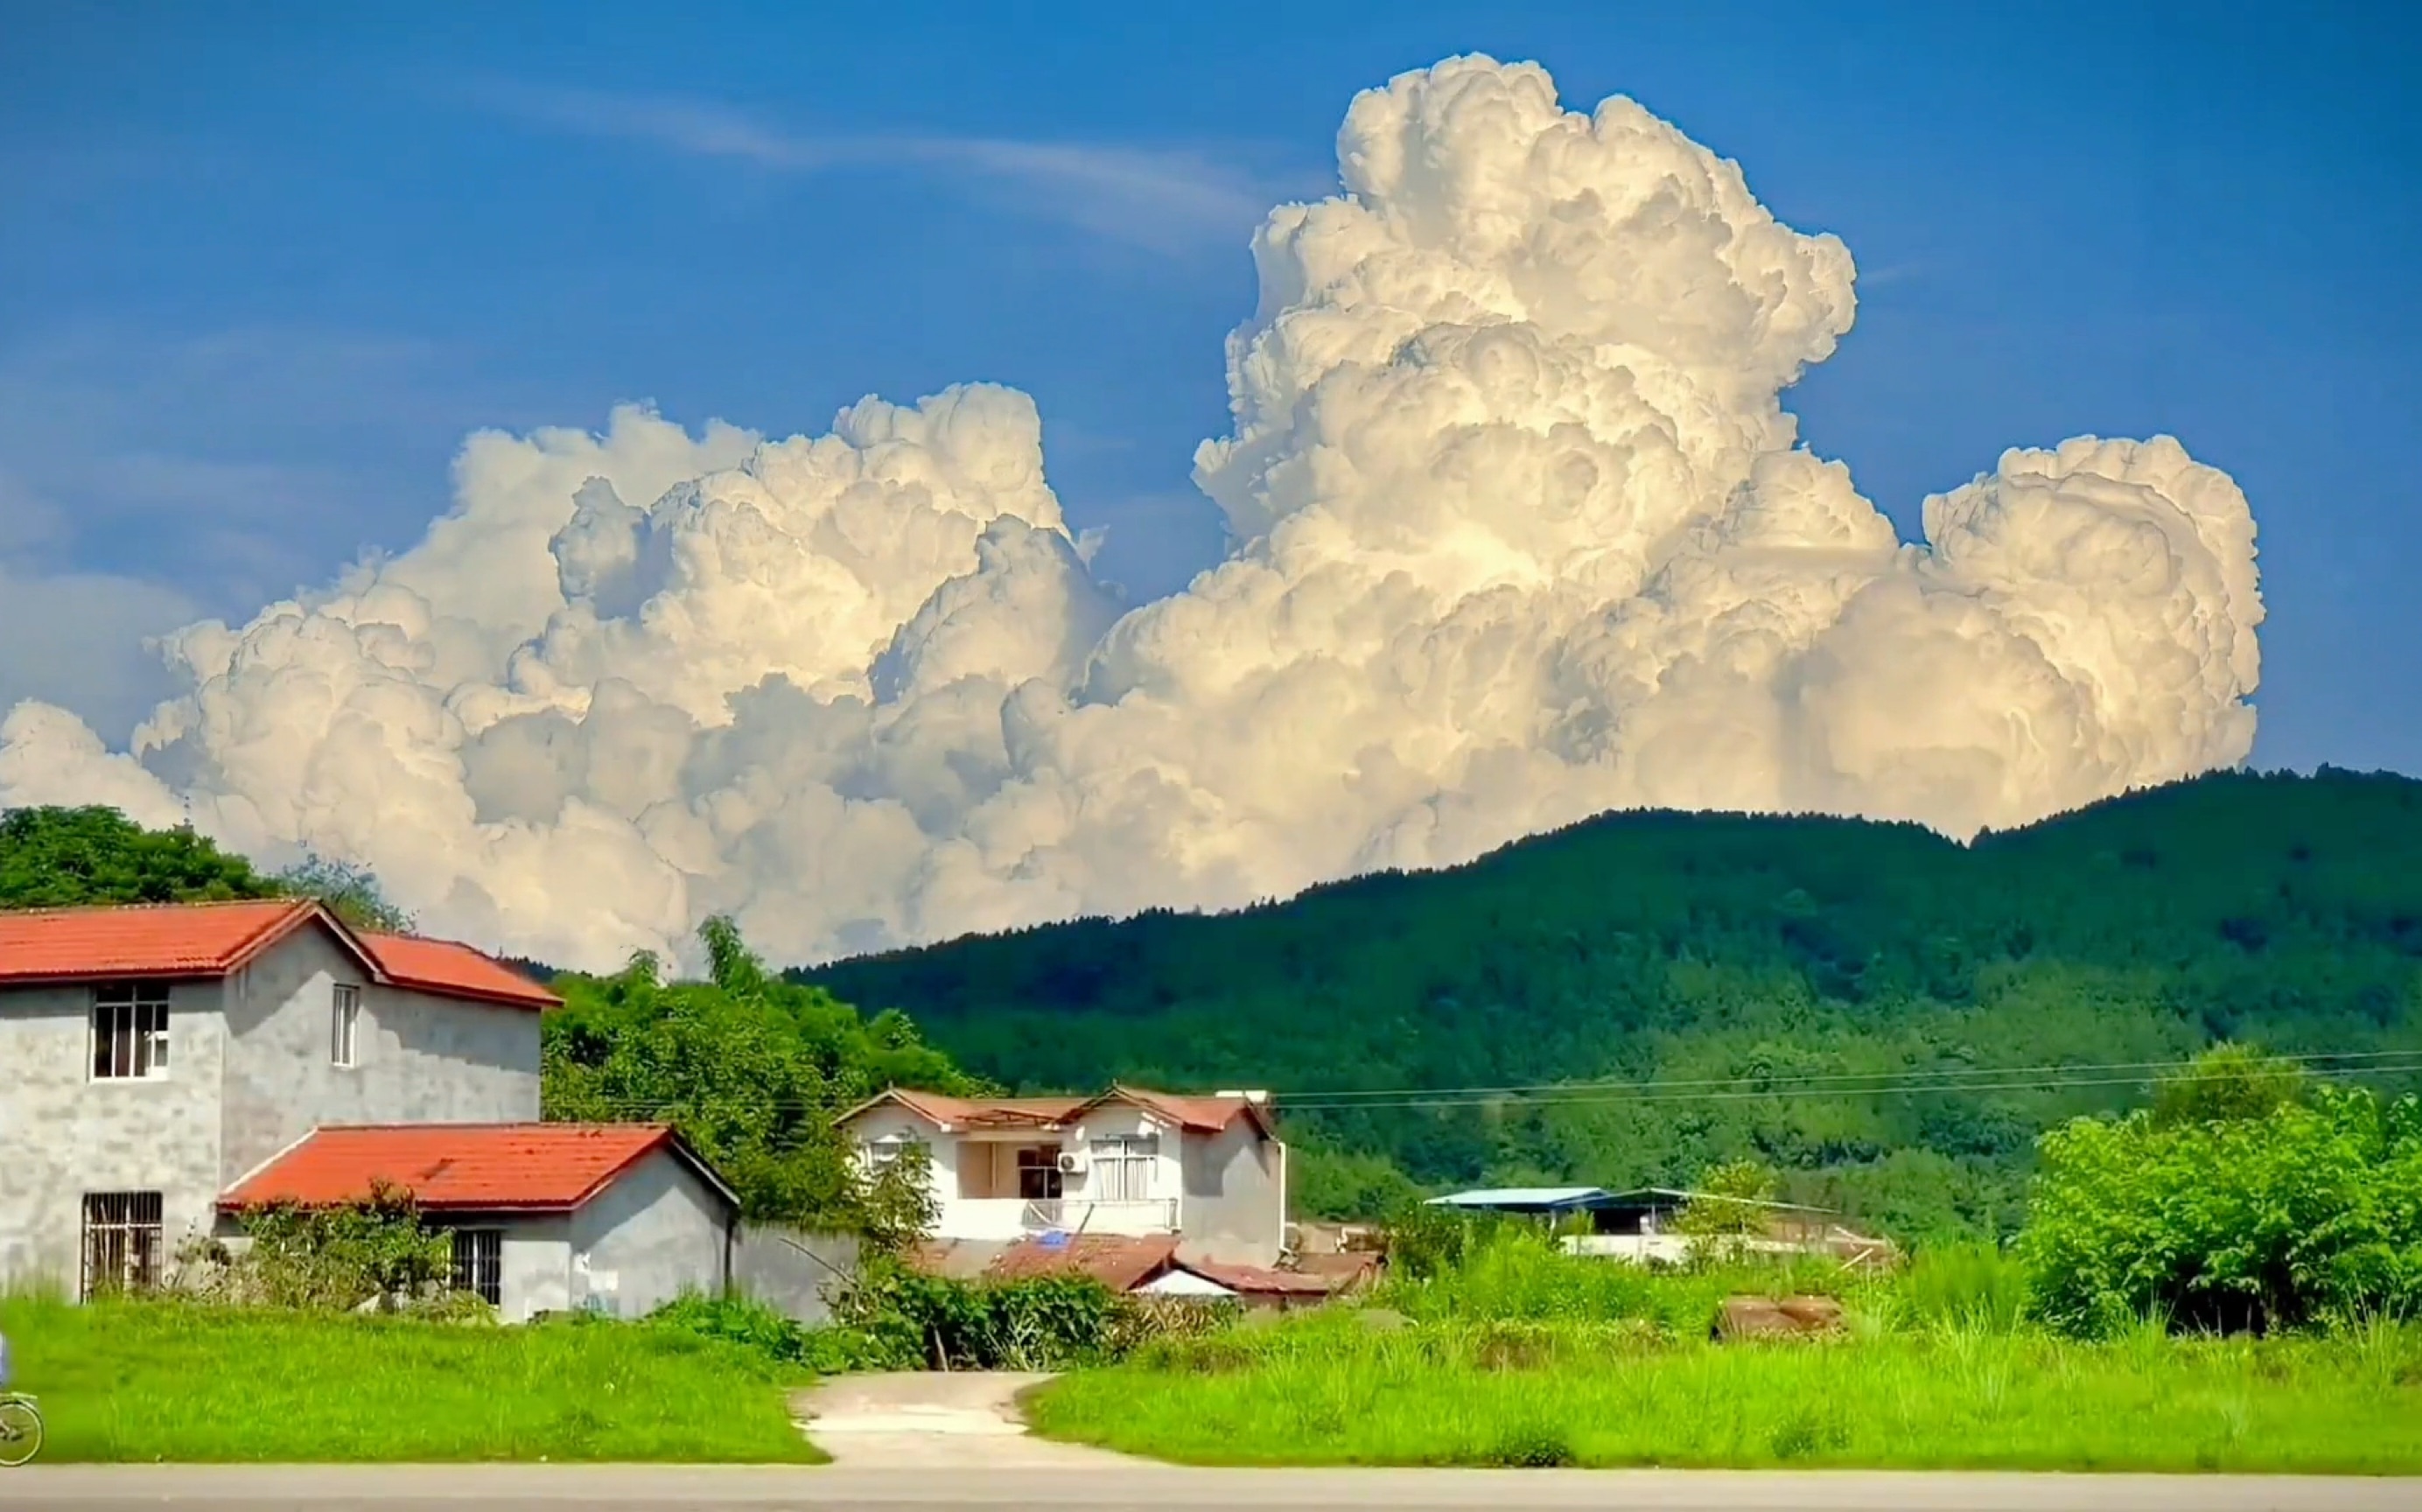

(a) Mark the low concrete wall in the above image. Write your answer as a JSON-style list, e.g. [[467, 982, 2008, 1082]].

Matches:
[[729, 1226, 859, 1325]]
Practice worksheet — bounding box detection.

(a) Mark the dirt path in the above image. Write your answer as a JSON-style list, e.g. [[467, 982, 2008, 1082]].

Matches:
[[790, 1371, 1140, 1467]]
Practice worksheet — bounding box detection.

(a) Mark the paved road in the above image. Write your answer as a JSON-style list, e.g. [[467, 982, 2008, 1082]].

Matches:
[[2, 1466, 2417, 1510]]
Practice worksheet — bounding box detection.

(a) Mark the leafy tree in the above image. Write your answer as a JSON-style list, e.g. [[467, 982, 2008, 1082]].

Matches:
[[276, 853, 414, 934], [0, 805, 280, 906], [2150, 1041, 2308, 1128], [1674, 1158, 1779, 1241], [542, 919, 982, 1236], [2020, 1049, 2422, 1336]]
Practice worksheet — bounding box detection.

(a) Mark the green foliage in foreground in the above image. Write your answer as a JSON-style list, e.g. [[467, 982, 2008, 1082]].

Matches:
[[2022, 1077, 2422, 1336], [0, 1292, 820, 1464], [1031, 1310, 2422, 1472], [804, 770, 2422, 1237]]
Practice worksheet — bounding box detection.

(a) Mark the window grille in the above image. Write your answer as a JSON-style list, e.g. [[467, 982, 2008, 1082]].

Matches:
[[80, 1191, 164, 1298], [452, 1228, 503, 1306], [91, 983, 171, 1080]]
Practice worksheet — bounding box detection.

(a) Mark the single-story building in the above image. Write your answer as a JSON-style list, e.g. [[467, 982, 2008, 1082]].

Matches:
[[920, 1232, 1348, 1310], [1427, 1186, 1894, 1267], [219, 1122, 741, 1321]]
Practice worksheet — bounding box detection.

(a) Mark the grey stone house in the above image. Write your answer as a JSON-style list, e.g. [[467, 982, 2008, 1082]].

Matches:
[[0, 899, 737, 1320]]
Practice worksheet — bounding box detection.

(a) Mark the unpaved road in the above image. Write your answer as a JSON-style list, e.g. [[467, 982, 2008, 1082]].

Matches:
[[3, 1465, 2417, 1509], [793, 1370, 1132, 1467]]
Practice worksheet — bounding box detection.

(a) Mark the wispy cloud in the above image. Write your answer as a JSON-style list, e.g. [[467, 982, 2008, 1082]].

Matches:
[[466, 80, 1306, 255]]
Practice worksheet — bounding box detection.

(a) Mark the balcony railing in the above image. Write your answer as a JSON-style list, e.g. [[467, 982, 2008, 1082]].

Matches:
[[1019, 1198, 1179, 1235]]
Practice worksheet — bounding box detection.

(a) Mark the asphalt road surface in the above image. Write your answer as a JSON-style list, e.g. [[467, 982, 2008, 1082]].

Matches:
[[3, 1466, 2418, 1511]]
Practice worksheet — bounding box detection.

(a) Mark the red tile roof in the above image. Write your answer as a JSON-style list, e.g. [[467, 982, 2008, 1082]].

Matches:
[[0, 899, 318, 983], [0, 900, 558, 1011], [220, 1124, 732, 1213], [983, 1234, 1182, 1292], [360, 932, 561, 1010]]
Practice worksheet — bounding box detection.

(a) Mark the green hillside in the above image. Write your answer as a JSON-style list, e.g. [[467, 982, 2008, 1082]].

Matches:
[[800, 770, 2422, 1237]]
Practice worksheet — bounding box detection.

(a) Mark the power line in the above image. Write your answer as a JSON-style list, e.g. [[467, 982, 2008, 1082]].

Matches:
[[1261, 1047, 2422, 1106], [548, 1052, 2422, 1120]]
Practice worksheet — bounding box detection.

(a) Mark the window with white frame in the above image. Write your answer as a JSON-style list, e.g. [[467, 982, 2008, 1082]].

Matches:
[[865, 1134, 927, 1174], [91, 983, 171, 1080], [1088, 1135, 1159, 1201], [330, 983, 361, 1067]]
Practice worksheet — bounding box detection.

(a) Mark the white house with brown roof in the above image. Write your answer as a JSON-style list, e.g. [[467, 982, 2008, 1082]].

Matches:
[[837, 1084, 1288, 1268], [0, 899, 735, 1315]]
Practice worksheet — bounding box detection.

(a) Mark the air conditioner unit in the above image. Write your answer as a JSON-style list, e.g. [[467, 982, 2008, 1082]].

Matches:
[[1056, 1151, 1087, 1174]]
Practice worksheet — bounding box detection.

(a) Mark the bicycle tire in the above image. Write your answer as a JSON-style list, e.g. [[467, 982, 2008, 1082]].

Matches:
[[0, 1397, 42, 1467]]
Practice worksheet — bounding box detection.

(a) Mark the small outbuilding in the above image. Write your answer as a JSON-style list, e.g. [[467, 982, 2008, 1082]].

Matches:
[[220, 1123, 741, 1321]]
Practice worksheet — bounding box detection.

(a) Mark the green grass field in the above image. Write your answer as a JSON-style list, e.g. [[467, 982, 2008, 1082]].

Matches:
[[0, 1293, 822, 1463], [1030, 1312, 2422, 1473]]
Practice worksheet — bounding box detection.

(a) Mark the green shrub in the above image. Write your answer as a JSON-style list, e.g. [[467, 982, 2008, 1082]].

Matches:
[[832, 1257, 1130, 1370], [2020, 1061, 2422, 1337]]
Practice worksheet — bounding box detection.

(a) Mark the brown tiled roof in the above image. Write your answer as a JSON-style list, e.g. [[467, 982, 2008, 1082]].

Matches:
[[983, 1234, 1182, 1292], [836, 1084, 1263, 1136], [1292, 1251, 1383, 1284], [1190, 1261, 1338, 1297]]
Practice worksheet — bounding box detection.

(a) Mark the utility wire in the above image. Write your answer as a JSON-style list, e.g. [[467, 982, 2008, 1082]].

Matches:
[[550, 1052, 2422, 1119], [1258, 1047, 2422, 1106]]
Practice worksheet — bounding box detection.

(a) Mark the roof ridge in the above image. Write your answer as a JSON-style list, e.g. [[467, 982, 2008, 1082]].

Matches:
[[304, 1120, 671, 1133], [0, 897, 310, 918]]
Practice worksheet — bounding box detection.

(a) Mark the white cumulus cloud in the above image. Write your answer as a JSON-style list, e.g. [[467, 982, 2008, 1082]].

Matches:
[[0, 56, 2263, 970]]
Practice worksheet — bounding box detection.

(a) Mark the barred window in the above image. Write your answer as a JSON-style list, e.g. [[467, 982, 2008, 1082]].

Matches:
[[452, 1228, 503, 1306], [92, 983, 171, 1080], [331, 983, 361, 1067], [81, 1191, 164, 1299]]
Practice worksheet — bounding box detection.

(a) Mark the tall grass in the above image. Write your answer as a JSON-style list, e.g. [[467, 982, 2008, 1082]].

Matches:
[[1032, 1227, 2422, 1472], [0, 1291, 821, 1463], [1034, 1309, 2422, 1472], [1376, 1224, 1857, 1334]]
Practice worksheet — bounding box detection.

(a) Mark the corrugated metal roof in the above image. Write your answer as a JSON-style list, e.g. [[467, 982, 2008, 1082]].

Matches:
[[1426, 1186, 1615, 1209]]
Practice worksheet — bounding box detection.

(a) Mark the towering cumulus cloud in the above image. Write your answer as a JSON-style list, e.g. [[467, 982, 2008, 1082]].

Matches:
[[0, 57, 2263, 969]]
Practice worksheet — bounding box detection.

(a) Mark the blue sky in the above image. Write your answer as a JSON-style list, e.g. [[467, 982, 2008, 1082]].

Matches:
[[3, 0, 2417, 774]]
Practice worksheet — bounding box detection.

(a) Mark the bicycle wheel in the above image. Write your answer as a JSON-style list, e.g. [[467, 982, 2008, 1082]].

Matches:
[[0, 1397, 42, 1467]]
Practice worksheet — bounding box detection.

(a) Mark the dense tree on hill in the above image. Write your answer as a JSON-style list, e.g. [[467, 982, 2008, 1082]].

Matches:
[[802, 770, 2422, 1238]]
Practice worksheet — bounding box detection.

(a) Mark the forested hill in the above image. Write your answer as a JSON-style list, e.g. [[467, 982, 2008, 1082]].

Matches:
[[798, 769, 2422, 1236]]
